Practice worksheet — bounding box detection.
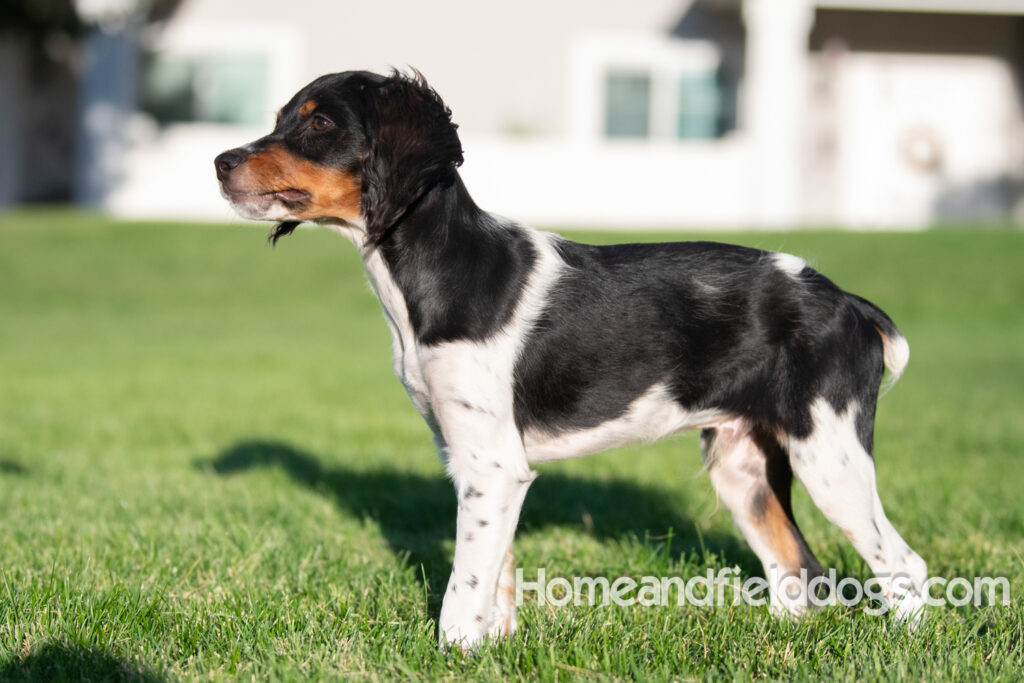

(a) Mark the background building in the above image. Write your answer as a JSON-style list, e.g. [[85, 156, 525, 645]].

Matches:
[[3, 0, 1024, 229]]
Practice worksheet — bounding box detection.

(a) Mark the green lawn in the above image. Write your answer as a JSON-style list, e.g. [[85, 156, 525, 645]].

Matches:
[[1, 210, 1022, 680]]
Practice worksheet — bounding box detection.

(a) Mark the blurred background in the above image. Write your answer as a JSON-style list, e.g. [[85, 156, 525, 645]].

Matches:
[[2, 0, 1024, 230]]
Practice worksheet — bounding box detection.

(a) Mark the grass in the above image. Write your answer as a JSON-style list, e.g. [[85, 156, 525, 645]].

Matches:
[[0, 209, 1022, 680]]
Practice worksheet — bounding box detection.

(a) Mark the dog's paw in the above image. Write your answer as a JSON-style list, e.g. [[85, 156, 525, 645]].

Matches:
[[887, 591, 926, 628], [439, 620, 490, 651]]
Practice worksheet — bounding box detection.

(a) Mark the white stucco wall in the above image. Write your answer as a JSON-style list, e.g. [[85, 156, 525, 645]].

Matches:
[[107, 0, 1024, 228], [112, 0, 759, 228], [828, 53, 1023, 227], [154, 0, 687, 138]]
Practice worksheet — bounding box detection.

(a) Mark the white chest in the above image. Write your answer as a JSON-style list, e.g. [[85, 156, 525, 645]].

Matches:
[[362, 250, 433, 420], [324, 222, 433, 423]]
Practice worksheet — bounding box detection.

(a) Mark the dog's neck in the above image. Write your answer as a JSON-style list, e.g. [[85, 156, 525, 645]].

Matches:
[[358, 174, 537, 347], [322, 172, 480, 254]]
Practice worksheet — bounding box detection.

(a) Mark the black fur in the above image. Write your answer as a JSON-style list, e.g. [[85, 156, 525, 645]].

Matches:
[[377, 176, 536, 345], [260, 71, 464, 246], [360, 71, 465, 243], [511, 240, 890, 451], [269, 220, 300, 245], [273, 70, 384, 170], [221, 69, 901, 452]]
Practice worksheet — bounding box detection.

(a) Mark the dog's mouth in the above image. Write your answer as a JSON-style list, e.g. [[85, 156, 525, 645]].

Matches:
[[270, 189, 310, 203], [225, 188, 310, 204], [220, 185, 312, 222]]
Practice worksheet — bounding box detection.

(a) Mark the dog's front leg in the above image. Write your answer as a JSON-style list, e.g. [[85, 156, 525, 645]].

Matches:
[[425, 354, 535, 649], [437, 426, 534, 649]]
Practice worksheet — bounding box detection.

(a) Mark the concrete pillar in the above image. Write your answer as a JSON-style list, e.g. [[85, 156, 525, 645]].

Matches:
[[742, 0, 814, 228]]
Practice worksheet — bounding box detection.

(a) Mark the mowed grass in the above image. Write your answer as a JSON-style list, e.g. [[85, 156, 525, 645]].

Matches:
[[1, 209, 1022, 680]]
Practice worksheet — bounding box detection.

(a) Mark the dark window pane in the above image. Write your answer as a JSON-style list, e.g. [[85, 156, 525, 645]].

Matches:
[[605, 72, 651, 138], [679, 72, 720, 139], [139, 56, 196, 124], [677, 72, 721, 139], [140, 54, 268, 125]]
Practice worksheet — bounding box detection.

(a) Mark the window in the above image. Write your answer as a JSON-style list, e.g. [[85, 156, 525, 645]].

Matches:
[[571, 35, 725, 143], [605, 72, 652, 138], [140, 54, 269, 126], [677, 72, 722, 139], [603, 68, 722, 141]]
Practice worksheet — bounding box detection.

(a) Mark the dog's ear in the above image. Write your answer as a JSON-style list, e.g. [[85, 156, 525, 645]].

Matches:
[[360, 71, 464, 243]]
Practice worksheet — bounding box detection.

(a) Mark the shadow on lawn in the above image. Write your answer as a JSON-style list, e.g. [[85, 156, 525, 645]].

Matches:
[[0, 459, 27, 475], [0, 642, 164, 682], [201, 441, 759, 592]]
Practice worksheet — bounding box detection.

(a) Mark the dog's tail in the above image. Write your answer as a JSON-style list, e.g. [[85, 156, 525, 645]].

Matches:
[[848, 294, 910, 386]]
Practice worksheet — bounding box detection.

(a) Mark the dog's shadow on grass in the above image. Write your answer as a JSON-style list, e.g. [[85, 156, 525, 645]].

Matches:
[[0, 643, 164, 682], [0, 458, 27, 475], [199, 440, 759, 598]]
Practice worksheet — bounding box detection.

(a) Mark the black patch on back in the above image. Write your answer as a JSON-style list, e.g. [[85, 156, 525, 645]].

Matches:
[[513, 239, 888, 446]]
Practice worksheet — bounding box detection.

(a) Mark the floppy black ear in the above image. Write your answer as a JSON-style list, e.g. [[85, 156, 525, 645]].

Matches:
[[360, 71, 464, 243]]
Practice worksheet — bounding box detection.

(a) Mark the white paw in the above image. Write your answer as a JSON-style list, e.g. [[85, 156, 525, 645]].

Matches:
[[888, 591, 926, 628], [439, 618, 489, 651]]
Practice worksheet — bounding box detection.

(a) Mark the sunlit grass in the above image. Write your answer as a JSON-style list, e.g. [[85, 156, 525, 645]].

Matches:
[[1, 210, 1022, 679]]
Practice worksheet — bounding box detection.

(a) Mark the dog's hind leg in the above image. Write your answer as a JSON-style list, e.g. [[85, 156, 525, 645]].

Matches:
[[703, 420, 824, 614], [784, 398, 927, 622]]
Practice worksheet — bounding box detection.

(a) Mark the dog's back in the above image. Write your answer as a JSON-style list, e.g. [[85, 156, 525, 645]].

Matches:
[[514, 237, 903, 455]]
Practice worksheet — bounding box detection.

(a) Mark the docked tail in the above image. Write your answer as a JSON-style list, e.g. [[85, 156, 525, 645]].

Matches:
[[848, 294, 910, 384]]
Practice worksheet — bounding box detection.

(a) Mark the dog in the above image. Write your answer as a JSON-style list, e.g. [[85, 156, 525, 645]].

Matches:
[[215, 70, 927, 648]]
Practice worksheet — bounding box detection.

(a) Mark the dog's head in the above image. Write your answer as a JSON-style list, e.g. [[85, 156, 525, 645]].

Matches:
[[214, 70, 463, 244]]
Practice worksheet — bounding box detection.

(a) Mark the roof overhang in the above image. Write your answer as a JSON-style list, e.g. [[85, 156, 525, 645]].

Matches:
[[699, 0, 1024, 16], [813, 0, 1024, 15]]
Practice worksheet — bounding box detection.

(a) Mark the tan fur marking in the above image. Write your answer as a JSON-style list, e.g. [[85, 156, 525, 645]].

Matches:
[[498, 549, 516, 601], [236, 144, 361, 220], [497, 549, 516, 634], [751, 493, 803, 572], [299, 99, 317, 116]]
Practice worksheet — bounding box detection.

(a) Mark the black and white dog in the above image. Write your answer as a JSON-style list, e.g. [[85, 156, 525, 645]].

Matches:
[[215, 70, 926, 648]]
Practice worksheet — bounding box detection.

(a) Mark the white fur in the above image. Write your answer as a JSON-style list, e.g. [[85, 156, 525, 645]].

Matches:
[[330, 221, 563, 648], [524, 383, 727, 463], [772, 251, 807, 278], [703, 417, 814, 614], [322, 220, 435, 419], [785, 398, 927, 622], [426, 227, 564, 647], [881, 331, 910, 379]]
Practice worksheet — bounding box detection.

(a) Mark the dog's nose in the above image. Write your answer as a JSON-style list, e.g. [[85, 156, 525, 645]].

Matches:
[[214, 149, 246, 179]]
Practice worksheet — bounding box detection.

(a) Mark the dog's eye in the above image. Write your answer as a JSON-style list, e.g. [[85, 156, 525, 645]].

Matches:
[[311, 114, 333, 131]]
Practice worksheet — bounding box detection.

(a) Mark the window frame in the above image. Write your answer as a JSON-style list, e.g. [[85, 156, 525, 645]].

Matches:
[[568, 34, 723, 145], [139, 22, 301, 130]]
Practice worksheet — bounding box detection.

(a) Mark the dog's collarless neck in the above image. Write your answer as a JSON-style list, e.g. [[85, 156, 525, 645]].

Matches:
[[372, 175, 538, 347]]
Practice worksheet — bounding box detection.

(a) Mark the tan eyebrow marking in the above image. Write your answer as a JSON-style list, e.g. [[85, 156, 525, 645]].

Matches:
[[275, 108, 282, 122], [299, 100, 317, 117]]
